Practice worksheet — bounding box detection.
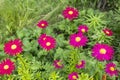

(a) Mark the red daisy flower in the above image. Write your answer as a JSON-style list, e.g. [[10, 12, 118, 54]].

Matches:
[[38, 34, 47, 44], [68, 72, 78, 80], [37, 20, 48, 28], [105, 62, 118, 76], [0, 58, 15, 75], [76, 60, 85, 69], [4, 39, 23, 56], [92, 43, 114, 61], [69, 32, 88, 47], [78, 25, 88, 33], [62, 6, 79, 20], [103, 28, 113, 36], [38, 34, 56, 51], [53, 60, 63, 69]]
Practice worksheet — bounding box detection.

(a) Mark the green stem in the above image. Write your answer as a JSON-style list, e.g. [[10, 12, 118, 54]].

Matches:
[[17, 54, 27, 69], [3, 75, 8, 80]]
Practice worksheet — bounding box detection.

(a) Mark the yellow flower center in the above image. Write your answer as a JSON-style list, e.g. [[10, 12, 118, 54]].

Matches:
[[110, 67, 115, 71], [11, 44, 17, 50], [75, 37, 81, 42], [99, 48, 106, 54], [4, 65, 9, 70], [81, 29, 85, 33], [106, 31, 109, 34], [79, 61, 82, 66], [41, 23, 45, 27], [72, 75, 77, 79], [46, 42, 51, 46], [68, 11, 73, 15], [57, 62, 62, 66]]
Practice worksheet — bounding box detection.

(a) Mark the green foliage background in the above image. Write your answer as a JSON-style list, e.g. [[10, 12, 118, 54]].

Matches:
[[0, 0, 120, 80]]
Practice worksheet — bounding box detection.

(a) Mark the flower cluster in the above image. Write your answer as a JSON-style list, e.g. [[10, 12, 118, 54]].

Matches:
[[0, 39, 23, 75], [36, 6, 117, 79], [36, 13, 88, 79], [62, 6, 117, 78], [0, 5, 118, 79], [38, 34, 56, 51]]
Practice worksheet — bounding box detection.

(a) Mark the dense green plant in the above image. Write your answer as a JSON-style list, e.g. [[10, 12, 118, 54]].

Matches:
[[78, 73, 93, 80], [1, 7, 119, 79], [0, 0, 120, 80]]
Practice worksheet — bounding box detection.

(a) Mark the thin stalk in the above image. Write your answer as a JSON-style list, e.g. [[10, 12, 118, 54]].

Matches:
[[17, 54, 27, 69], [102, 74, 107, 80]]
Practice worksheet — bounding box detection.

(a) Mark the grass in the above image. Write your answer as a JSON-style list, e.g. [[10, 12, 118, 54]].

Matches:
[[0, 0, 68, 43]]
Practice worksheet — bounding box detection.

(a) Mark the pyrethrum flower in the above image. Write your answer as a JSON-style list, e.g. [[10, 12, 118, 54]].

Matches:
[[37, 20, 48, 28], [103, 28, 113, 36], [38, 34, 56, 51], [0, 58, 15, 75], [4, 39, 23, 56], [76, 60, 85, 69], [68, 72, 78, 80], [62, 6, 79, 20], [69, 33, 88, 47], [53, 60, 63, 69], [105, 62, 118, 76], [38, 34, 47, 44], [92, 43, 114, 61], [78, 25, 88, 33]]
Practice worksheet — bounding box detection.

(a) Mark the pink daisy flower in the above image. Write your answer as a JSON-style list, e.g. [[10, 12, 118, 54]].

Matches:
[[78, 25, 88, 33], [53, 60, 63, 69], [4, 39, 23, 56], [69, 32, 88, 47], [38, 34, 47, 44], [68, 72, 78, 80], [76, 60, 85, 69], [62, 6, 79, 20], [37, 20, 48, 28], [38, 34, 56, 51], [103, 28, 113, 36], [105, 62, 118, 76], [92, 43, 114, 61], [0, 58, 15, 75]]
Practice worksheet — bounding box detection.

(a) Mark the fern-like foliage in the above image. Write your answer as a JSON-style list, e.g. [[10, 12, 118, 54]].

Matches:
[[17, 55, 32, 80]]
